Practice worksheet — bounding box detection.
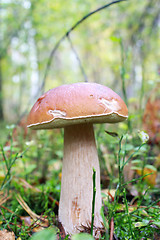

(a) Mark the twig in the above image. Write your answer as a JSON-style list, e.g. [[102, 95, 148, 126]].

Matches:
[[18, 178, 59, 206], [0, 192, 11, 205], [41, 0, 127, 93], [16, 193, 49, 229], [67, 35, 88, 82], [16, 194, 40, 221], [0, 205, 15, 214]]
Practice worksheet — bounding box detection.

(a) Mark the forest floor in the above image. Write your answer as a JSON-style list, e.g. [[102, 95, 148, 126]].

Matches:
[[0, 121, 160, 240]]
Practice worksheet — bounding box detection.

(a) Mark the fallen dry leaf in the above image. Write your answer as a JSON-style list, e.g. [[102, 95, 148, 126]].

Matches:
[[143, 83, 160, 145], [0, 229, 15, 240], [136, 167, 157, 187]]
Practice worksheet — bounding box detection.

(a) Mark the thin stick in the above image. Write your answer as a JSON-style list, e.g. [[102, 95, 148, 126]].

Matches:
[[91, 168, 96, 236], [67, 35, 88, 83], [41, 0, 127, 93], [16, 194, 40, 221]]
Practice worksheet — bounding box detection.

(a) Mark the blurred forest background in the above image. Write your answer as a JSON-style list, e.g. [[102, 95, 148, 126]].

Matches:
[[0, 0, 159, 126]]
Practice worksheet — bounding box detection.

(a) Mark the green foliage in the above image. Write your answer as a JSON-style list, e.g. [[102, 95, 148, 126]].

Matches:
[[30, 228, 57, 240], [71, 233, 94, 240], [99, 127, 160, 239]]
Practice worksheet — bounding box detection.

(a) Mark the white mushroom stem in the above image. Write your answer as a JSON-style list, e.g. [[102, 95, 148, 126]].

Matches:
[[59, 123, 103, 235]]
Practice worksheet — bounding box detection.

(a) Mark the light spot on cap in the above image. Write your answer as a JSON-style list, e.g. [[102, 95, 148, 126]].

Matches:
[[98, 98, 121, 112], [48, 109, 66, 118]]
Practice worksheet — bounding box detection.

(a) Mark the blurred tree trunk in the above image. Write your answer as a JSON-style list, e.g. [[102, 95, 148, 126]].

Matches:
[[0, 57, 4, 121]]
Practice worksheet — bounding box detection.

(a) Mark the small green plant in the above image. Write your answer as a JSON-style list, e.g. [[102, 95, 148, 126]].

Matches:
[[100, 130, 160, 239], [91, 168, 96, 236], [0, 125, 159, 239]]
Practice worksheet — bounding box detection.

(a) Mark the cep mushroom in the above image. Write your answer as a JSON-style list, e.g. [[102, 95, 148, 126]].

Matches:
[[27, 82, 128, 237]]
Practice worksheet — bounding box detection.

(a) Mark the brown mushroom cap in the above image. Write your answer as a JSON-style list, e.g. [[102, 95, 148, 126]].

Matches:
[[27, 82, 128, 129]]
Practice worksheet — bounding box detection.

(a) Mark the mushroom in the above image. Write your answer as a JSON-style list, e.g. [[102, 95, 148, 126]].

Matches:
[[27, 82, 128, 237]]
